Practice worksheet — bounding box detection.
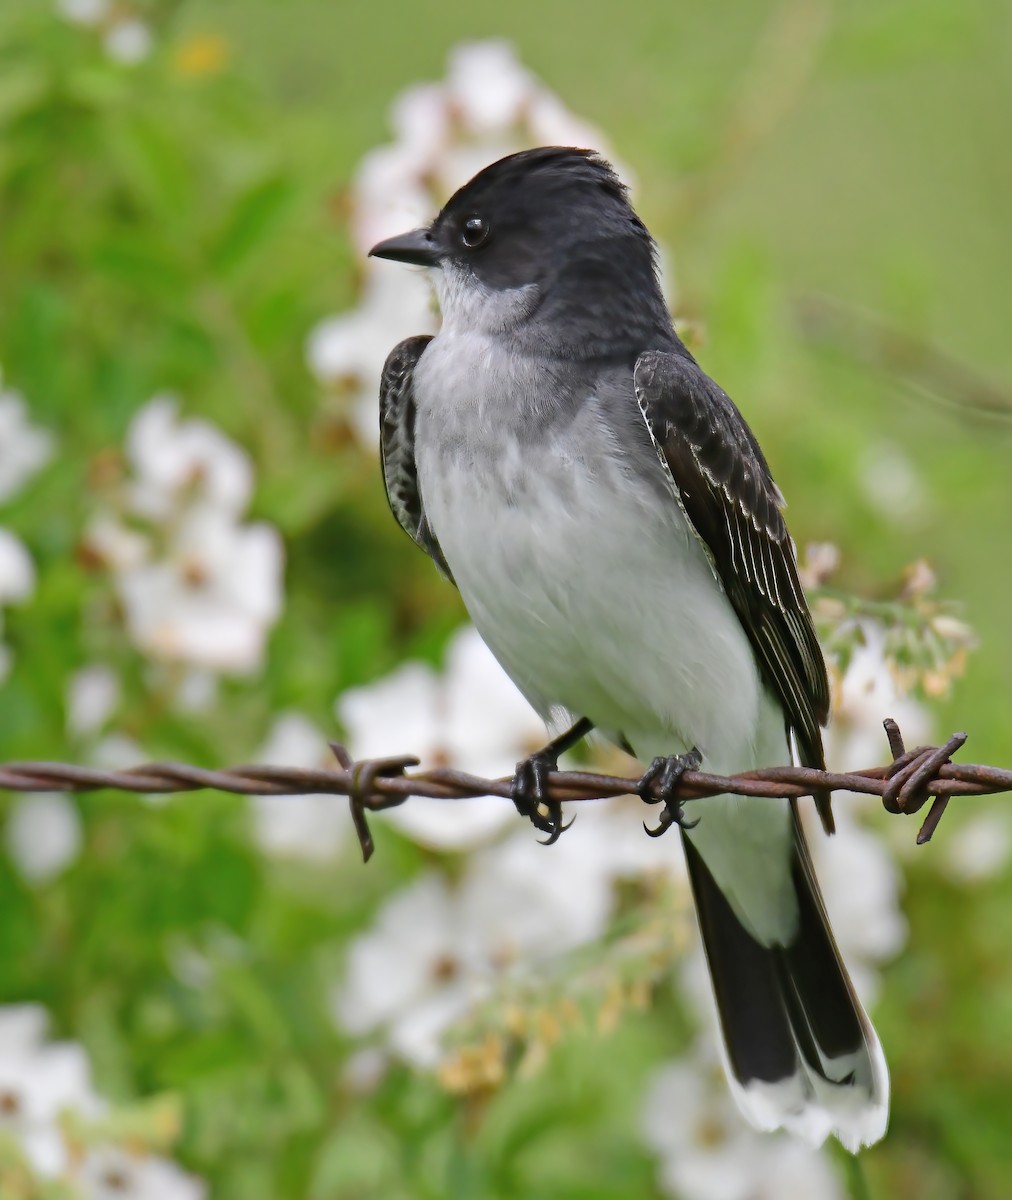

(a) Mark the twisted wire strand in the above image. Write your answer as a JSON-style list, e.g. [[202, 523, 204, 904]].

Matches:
[[0, 720, 1005, 860]]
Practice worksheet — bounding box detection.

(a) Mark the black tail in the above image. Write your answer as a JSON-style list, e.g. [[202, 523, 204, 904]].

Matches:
[[682, 805, 888, 1150]]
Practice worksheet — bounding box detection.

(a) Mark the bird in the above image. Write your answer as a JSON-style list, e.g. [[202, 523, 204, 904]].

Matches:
[[369, 146, 888, 1151]]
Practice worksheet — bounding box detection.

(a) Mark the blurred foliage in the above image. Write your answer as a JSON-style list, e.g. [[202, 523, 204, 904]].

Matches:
[[0, 0, 1010, 1197]]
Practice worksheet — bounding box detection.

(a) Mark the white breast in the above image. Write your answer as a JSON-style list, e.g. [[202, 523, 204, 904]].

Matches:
[[413, 329, 765, 769]]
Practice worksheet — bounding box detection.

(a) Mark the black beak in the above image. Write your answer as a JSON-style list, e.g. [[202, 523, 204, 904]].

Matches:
[[368, 228, 439, 267]]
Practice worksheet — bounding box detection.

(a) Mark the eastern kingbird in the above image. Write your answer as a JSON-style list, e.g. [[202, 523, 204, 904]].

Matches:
[[370, 147, 887, 1150]]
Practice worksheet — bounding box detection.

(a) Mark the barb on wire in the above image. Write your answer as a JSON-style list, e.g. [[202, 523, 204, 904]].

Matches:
[[0, 719, 1008, 862]]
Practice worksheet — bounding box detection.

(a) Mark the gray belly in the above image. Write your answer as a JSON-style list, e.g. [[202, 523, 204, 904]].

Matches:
[[415, 403, 764, 764], [412, 333, 797, 943]]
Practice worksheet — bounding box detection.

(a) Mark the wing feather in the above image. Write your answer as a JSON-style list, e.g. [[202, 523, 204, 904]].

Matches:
[[634, 350, 833, 831], [379, 335, 453, 581]]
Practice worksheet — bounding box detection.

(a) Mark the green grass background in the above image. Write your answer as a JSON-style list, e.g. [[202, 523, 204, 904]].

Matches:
[[0, 0, 1010, 1196]]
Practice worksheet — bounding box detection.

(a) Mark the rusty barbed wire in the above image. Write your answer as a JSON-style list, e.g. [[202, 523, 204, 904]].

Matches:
[[0, 719, 1008, 861]]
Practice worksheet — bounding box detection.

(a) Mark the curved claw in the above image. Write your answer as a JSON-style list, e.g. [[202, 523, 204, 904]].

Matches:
[[538, 811, 576, 846], [511, 750, 574, 843], [642, 809, 699, 839], [637, 749, 701, 837]]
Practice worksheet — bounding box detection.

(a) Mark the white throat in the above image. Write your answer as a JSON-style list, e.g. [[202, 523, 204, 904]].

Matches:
[[431, 262, 540, 336]]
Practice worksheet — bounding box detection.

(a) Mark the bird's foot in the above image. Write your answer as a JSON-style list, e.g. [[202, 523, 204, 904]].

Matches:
[[511, 749, 574, 846], [638, 749, 702, 837]]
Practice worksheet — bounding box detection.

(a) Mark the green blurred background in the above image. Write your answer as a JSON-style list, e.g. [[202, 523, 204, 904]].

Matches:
[[0, 0, 1010, 1196]]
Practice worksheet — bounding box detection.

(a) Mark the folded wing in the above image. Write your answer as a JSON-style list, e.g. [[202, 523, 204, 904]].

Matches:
[[633, 349, 832, 830], [379, 335, 453, 582]]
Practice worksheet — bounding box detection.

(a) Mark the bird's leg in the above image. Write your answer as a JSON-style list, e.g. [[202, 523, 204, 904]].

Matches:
[[511, 717, 593, 845], [638, 749, 702, 837]]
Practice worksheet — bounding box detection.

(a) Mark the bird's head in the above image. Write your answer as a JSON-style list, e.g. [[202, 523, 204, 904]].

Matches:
[[369, 147, 670, 350]]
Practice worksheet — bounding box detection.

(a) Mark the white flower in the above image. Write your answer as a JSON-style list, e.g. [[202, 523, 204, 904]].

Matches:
[[0, 386, 53, 504], [82, 512, 149, 572], [825, 621, 932, 773], [171, 667, 219, 713], [77, 1145, 205, 1200], [390, 84, 451, 162], [439, 625, 548, 777], [0, 1006, 48, 1055], [90, 732, 146, 770], [91, 397, 284, 679], [942, 809, 1012, 884], [0, 528, 37, 683], [348, 144, 438, 258], [465, 827, 614, 958], [554, 789, 690, 884], [56, 0, 111, 26], [66, 664, 120, 738], [335, 833, 611, 1066], [445, 40, 536, 133], [126, 396, 253, 522], [250, 712, 348, 861], [798, 541, 841, 590], [117, 505, 283, 675], [857, 442, 929, 526], [0, 1006, 203, 1194], [642, 1048, 844, 1200], [336, 874, 479, 1066], [5, 793, 83, 884], [0, 1005, 100, 1177], [336, 625, 546, 850], [103, 18, 153, 65], [526, 86, 613, 151], [336, 659, 442, 767], [306, 268, 436, 445], [0, 528, 35, 603]]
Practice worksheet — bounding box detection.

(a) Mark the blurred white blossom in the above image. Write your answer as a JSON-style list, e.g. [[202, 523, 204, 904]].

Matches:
[[66, 664, 121, 738], [641, 1045, 844, 1200], [0, 527, 35, 605], [117, 506, 282, 675], [251, 712, 348, 861], [89, 731, 147, 771], [86, 398, 284, 679], [170, 666, 220, 713], [102, 17, 152, 65], [0, 527, 37, 682], [941, 809, 1012, 884], [824, 620, 932, 774], [0, 384, 54, 505], [857, 441, 929, 526], [0, 377, 53, 681], [0, 1005, 204, 1195], [5, 793, 83, 885], [335, 830, 612, 1066], [56, 0, 110, 25], [78, 1146, 205, 1200], [83, 512, 148, 573], [56, 0, 154, 67], [0, 1005, 100, 1177], [336, 624, 546, 850], [125, 396, 253, 522], [307, 40, 644, 445], [306, 270, 436, 446]]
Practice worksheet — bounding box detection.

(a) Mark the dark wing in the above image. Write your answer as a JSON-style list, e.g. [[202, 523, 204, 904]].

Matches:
[[634, 350, 833, 832], [379, 335, 453, 582]]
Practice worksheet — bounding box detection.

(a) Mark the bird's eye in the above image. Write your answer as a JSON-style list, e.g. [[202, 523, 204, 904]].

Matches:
[[461, 215, 490, 249]]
